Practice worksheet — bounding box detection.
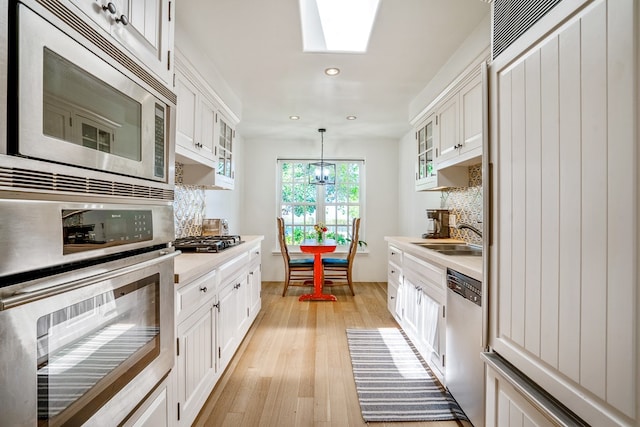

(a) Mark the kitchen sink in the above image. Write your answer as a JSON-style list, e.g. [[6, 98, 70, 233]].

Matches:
[[412, 242, 483, 256]]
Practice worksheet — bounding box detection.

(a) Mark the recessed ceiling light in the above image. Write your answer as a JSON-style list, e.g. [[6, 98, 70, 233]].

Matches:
[[324, 67, 340, 76], [289, 115, 300, 120], [346, 115, 357, 120]]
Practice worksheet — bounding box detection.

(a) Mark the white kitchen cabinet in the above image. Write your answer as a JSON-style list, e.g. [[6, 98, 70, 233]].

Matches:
[[248, 245, 262, 319], [488, 0, 638, 425], [67, 0, 174, 85], [402, 253, 446, 381], [414, 109, 468, 191], [435, 95, 459, 165], [217, 276, 240, 369], [484, 364, 555, 427], [122, 373, 174, 427], [174, 269, 217, 427], [174, 69, 216, 163], [176, 298, 217, 427], [414, 61, 486, 191], [174, 52, 237, 190], [173, 240, 262, 427], [435, 70, 484, 169], [387, 243, 446, 382], [387, 245, 404, 321]]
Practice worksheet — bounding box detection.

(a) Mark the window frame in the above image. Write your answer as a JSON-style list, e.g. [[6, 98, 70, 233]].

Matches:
[[276, 158, 365, 249]]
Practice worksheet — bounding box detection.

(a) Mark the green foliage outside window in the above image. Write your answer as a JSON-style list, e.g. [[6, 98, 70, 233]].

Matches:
[[280, 160, 363, 245]]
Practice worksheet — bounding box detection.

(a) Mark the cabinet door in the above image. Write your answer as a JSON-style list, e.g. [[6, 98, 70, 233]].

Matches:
[[215, 114, 235, 189], [402, 278, 419, 337], [387, 280, 398, 317], [175, 73, 199, 154], [459, 74, 483, 156], [415, 113, 437, 185], [111, 0, 173, 84], [417, 289, 445, 378], [176, 302, 216, 427], [436, 95, 459, 164], [235, 275, 250, 337], [248, 262, 262, 319], [217, 281, 239, 370], [68, 0, 173, 84], [199, 96, 217, 160]]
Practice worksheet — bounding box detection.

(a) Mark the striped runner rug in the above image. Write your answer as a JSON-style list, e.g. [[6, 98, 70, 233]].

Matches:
[[346, 327, 468, 422]]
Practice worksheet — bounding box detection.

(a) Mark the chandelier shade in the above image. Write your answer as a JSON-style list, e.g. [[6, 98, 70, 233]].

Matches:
[[308, 128, 335, 185]]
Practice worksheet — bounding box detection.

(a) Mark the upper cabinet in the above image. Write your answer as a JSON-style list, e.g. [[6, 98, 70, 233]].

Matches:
[[414, 113, 468, 191], [435, 72, 483, 168], [68, 0, 174, 85], [174, 51, 238, 190], [413, 61, 486, 191]]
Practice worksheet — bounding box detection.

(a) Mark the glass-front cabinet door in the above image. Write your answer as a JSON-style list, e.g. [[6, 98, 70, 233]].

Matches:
[[415, 113, 437, 190], [215, 113, 235, 189]]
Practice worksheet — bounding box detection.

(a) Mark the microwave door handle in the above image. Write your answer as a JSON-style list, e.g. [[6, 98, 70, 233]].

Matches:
[[0, 250, 179, 310]]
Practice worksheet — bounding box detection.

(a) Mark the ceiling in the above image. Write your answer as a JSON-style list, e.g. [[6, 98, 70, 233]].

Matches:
[[175, 0, 490, 143]]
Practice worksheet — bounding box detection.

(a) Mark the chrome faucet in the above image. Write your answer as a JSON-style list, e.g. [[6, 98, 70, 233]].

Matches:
[[457, 223, 483, 238]]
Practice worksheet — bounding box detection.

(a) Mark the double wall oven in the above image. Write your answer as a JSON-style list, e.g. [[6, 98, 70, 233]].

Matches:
[[0, 0, 178, 425]]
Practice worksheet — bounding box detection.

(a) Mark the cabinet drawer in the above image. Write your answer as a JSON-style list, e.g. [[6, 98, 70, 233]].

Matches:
[[403, 253, 445, 290], [388, 245, 403, 266], [249, 244, 261, 265], [387, 263, 401, 284], [219, 252, 249, 284], [176, 269, 216, 323]]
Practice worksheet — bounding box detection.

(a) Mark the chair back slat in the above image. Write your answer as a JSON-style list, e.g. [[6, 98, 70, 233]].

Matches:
[[347, 218, 361, 264], [277, 217, 291, 263]]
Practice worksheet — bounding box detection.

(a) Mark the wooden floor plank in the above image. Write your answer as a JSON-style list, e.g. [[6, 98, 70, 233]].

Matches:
[[193, 281, 466, 427]]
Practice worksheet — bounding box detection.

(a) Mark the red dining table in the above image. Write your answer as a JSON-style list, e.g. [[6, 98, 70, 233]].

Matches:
[[298, 238, 337, 301]]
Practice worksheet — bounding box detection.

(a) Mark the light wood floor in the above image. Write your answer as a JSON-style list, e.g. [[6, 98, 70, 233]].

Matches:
[[193, 281, 468, 427]]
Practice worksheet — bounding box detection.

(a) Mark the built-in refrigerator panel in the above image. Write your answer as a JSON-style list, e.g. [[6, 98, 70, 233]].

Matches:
[[486, 0, 639, 425]]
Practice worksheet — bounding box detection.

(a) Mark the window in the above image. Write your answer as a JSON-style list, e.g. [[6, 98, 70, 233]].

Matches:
[[278, 159, 364, 246]]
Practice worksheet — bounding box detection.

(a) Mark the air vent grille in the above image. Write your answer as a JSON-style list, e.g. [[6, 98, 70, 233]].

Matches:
[[0, 167, 174, 200], [493, 0, 563, 58], [36, 0, 177, 105]]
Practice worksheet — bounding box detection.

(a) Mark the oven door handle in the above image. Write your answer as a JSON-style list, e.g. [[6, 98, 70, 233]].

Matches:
[[0, 250, 180, 310]]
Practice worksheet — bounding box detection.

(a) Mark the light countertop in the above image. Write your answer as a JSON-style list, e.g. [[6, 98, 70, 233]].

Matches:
[[174, 235, 264, 285], [384, 236, 483, 281]]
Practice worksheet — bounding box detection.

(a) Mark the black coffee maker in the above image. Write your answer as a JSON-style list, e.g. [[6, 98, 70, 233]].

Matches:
[[422, 209, 450, 239]]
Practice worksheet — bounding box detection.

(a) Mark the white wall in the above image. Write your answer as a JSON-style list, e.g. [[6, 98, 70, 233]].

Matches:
[[397, 130, 442, 236], [241, 136, 399, 282]]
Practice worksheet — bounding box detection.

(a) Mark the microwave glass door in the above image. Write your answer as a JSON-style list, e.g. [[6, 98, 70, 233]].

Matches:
[[16, 4, 167, 183], [36, 274, 160, 426], [43, 48, 142, 162]]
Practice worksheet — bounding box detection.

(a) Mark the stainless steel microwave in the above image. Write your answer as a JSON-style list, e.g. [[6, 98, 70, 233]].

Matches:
[[3, 1, 176, 193]]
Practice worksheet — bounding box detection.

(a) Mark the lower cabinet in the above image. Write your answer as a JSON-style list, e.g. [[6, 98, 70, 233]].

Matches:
[[174, 241, 262, 426], [122, 374, 174, 427], [176, 298, 217, 425], [485, 364, 555, 427], [387, 245, 446, 383]]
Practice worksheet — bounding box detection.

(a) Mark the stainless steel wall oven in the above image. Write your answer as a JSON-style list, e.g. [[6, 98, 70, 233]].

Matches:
[[0, 198, 178, 426]]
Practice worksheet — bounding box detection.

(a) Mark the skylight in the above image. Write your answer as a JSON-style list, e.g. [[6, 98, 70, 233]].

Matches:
[[300, 0, 380, 53]]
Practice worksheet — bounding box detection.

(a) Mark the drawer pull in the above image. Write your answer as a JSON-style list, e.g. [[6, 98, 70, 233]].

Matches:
[[200, 286, 208, 293]]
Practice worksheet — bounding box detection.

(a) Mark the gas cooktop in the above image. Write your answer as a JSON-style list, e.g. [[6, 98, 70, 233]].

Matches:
[[173, 235, 243, 253]]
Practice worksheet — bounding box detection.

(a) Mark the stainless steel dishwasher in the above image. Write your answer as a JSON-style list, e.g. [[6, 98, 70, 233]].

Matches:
[[446, 268, 485, 427]]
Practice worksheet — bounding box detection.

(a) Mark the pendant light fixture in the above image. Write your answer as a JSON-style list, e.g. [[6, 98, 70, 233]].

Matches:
[[308, 128, 335, 185]]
